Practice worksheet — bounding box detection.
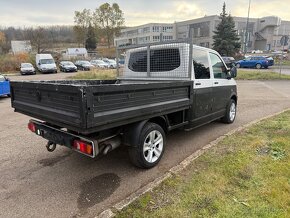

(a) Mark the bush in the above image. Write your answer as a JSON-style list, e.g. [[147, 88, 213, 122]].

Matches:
[[0, 53, 33, 73]]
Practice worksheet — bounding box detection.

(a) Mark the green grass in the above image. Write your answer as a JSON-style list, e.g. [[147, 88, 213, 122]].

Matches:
[[237, 69, 290, 80], [68, 69, 117, 80], [116, 111, 290, 218]]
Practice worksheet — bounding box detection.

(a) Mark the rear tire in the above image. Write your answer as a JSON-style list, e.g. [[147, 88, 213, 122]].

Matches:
[[222, 99, 237, 124], [128, 122, 165, 169]]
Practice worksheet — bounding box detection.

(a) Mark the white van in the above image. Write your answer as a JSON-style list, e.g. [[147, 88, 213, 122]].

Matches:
[[36, 54, 57, 73]]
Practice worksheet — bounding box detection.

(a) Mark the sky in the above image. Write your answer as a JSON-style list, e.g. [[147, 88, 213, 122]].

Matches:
[[0, 0, 289, 27]]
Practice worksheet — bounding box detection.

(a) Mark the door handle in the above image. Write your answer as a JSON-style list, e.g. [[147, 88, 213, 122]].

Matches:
[[195, 83, 201, 86], [214, 82, 219, 85]]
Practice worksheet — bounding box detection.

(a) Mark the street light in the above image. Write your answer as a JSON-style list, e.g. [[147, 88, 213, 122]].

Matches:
[[244, 0, 251, 55]]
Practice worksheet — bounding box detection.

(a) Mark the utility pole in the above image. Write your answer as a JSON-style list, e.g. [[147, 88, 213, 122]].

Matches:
[[244, 0, 251, 55]]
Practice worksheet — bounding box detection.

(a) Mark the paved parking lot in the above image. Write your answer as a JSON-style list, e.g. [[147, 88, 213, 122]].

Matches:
[[1, 73, 290, 217]]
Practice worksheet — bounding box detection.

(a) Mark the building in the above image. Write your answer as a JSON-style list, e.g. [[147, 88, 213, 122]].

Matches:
[[11, 40, 32, 54], [115, 15, 290, 52], [64, 48, 88, 58], [115, 23, 175, 46]]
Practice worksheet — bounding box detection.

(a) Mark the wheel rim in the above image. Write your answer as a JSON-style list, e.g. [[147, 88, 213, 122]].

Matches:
[[229, 102, 236, 121], [143, 130, 163, 163], [236, 64, 240, 68], [256, 64, 261, 69]]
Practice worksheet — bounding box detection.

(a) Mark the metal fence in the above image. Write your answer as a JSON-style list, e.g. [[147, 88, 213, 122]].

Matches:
[[116, 38, 194, 81]]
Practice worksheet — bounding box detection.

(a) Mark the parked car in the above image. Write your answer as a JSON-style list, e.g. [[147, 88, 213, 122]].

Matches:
[[90, 59, 109, 68], [59, 61, 78, 72], [222, 57, 235, 68], [11, 43, 238, 168], [36, 54, 57, 73], [235, 56, 269, 69], [264, 56, 274, 66], [103, 58, 117, 68], [20, 63, 36, 75], [0, 74, 10, 97], [75, 60, 94, 71]]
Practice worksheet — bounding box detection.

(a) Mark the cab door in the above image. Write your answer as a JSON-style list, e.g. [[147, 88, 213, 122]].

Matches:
[[210, 52, 236, 117], [191, 49, 213, 126]]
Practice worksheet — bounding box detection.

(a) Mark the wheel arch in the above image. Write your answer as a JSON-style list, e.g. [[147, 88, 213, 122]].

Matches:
[[122, 116, 168, 147]]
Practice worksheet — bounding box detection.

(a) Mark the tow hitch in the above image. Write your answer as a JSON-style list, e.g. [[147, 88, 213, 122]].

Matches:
[[46, 141, 57, 152]]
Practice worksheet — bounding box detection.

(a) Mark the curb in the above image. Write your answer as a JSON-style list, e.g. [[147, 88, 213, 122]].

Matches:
[[97, 109, 289, 218]]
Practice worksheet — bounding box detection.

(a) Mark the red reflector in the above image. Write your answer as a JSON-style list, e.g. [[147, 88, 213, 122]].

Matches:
[[28, 122, 36, 132], [73, 140, 93, 156]]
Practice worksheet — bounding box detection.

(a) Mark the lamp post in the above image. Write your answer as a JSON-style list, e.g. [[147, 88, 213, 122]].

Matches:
[[244, 0, 251, 55]]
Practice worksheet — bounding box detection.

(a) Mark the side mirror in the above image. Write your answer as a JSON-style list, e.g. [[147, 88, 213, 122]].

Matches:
[[230, 66, 237, 78], [5, 77, 10, 81]]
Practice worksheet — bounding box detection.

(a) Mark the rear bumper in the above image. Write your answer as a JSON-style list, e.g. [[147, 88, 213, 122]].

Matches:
[[30, 120, 98, 158]]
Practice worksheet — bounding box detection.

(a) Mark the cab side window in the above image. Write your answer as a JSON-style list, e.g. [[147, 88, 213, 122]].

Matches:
[[193, 50, 210, 79], [209, 53, 227, 79], [0, 75, 5, 81]]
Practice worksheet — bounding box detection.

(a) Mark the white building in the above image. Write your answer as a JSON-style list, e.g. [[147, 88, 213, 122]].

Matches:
[[65, 48, 88, 58], [11, 40, 32, 54], [115, 15, 290, 52]]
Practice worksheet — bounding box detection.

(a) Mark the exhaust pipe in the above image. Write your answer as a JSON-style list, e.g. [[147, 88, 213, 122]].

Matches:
[[102, 136, 121, 155]]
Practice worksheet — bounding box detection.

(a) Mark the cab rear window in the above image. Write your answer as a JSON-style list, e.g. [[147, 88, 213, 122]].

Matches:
[[128, 48, 180, 72]]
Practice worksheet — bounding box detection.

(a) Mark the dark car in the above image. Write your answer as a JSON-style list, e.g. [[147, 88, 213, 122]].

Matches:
[[222, 57, 235, 68], [59, 61, 78, 72], [75, 60, 94, 71], [235, 56, 269, 69]]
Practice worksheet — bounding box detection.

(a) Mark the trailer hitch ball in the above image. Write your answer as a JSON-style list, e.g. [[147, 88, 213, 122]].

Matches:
[[46, 141, 57, 152]]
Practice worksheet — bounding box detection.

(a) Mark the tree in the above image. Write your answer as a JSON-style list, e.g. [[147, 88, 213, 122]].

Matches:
[[0, 31, 9, 54], [85, 24, 97, 50], [212, 3, 241, 56], [74, 9, 92, 47], [25, 27, 49, 53], [93, 3, 124, 48]]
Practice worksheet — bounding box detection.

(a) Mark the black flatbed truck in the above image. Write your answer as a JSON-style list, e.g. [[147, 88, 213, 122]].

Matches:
[[11, 42, 237, 168]]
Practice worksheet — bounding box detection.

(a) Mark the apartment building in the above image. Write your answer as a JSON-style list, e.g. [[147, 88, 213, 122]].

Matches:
[[114, 15, 290, 52]]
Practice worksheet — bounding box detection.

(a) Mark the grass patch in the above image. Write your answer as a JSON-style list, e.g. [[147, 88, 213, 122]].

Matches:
[[68, 69, 117, 80], [237, 69, 290, 80], [116, 111, 290, 218]]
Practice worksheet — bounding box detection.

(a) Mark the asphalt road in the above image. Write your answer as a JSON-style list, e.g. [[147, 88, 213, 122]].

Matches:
[[1, 73, 290, 218]]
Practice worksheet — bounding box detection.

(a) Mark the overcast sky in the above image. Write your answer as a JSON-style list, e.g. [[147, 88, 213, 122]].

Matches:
[[0, 0, 289, 27]]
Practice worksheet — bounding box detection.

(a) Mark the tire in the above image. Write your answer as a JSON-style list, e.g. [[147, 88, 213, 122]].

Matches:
[[256, 63, 262, 69], [222, 99, 237, 124], [128, 122, 166, 169], [7, 94, 11, 97], [236, 63, 241, 68]]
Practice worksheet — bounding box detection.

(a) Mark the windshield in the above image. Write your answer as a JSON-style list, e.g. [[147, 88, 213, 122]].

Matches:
[[21, 63, 33, 67], [40, 59, 54, 64]]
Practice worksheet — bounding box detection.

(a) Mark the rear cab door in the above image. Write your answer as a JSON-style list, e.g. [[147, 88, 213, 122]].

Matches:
[[191, 48, 214, 125]]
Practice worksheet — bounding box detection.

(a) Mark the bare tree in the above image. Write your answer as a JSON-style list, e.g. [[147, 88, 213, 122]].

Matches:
[[25, 27, 50, 53]]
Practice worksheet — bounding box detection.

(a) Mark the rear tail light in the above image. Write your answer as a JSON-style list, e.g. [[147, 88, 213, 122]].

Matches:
[[73, 140, 93, 156], [28, 121, 36, 132]]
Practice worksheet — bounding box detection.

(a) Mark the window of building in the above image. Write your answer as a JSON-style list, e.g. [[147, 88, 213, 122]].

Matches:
[[193, 49, 210, 79], [153, 36, 160, 42], [209, 53, 227, 79], [162, 35, 173, 41], [162, 26, 173, 33], [128, 48, 181, 72], [153, 26, 160, 32]]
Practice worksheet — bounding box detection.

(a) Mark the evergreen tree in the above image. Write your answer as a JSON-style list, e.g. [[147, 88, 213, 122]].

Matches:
[[212, 3, 241, 56], [85, 24, 97, 50]]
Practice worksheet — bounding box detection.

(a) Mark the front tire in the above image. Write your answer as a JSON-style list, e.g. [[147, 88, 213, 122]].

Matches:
[[236, 63, 241, 68], [256, 63, 262, 69], [128, 122, 165, 169], [222, 99, 237, 124]]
